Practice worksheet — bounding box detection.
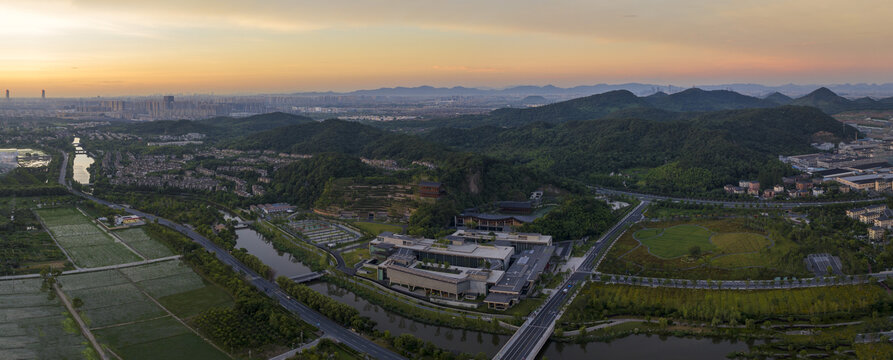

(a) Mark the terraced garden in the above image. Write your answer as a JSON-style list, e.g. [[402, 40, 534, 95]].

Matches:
[[58, 260, 233, 359], [600, 218, 807, 280], [35, 207, 140, 267], [0, 278, 91, 360]]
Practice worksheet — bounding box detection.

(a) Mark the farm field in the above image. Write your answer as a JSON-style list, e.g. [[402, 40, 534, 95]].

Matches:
[[58, 259, 232, 359], [0, 278, 90, 360], [114, 228, 174, 259], [599, 218, 806, 280], [35, 207, 140, 267], [0, 197, 69, 275]]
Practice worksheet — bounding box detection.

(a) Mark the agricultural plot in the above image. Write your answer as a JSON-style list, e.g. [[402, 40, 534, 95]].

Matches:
[[36, 207, 141, 267], [59, 260, 233, 359], [114, 228, 174, 259], [601, 219, 805, 280], [290, 219, 360, 245], [0, 197, 68, 275], [0, 278, 89, 360]]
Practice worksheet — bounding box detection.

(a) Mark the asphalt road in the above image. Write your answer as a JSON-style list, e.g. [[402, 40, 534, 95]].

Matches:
[[595, 187, 885, 209], [58, 152, 405, 360], [498, 201, 647, 360]]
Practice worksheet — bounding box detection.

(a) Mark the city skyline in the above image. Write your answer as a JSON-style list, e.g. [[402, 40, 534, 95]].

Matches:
[[2, 1, 893, 96]]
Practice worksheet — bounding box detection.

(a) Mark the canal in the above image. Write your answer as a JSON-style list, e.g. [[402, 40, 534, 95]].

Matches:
[[233, 222, 759, 358]]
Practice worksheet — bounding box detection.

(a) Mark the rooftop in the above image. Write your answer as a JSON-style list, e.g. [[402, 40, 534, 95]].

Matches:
[[375, 232, 514, 261], [488, 245, 555, 295]]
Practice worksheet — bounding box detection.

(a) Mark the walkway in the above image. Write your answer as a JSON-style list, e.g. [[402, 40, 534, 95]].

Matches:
[[0, 255, 183, 281], [591, 272, 873, 290], [54, 283, 109, 360]]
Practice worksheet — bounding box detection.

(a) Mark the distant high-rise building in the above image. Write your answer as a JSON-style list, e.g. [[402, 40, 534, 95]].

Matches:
[[41, 90, 45, 99], [163, 95, 174, 109], [4, 90, 8, 99]]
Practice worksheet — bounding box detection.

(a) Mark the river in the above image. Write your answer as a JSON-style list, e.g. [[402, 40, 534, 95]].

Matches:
[[234, 228, 312, 278], [72, 137, 94, 185], [233, 223, 757, 358]]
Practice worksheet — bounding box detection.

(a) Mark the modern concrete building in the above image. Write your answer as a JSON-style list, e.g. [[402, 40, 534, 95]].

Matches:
[[484, 246, 555, 310], [371, 232, 513, 269], [378, 251, 504, 300], [448, 229, 552, 251]]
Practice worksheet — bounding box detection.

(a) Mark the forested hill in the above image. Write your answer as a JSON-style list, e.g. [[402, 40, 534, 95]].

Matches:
[[643, 88, 777, 112], [377, 88, 784, 130], [232, 119, 578, 208], [229, 119, 449, 160], [422, 106, 858, 196], [112, 112, 313, 138]]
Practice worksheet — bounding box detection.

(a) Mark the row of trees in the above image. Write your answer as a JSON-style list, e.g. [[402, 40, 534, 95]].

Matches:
[[561, 283, 891, 326], [144, 224, 314, 352], [276, 277, 375, 333]]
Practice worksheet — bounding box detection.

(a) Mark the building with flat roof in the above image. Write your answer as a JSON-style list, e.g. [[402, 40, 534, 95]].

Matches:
[[371, 232, 514, 269], [484, 246, 555, 310], [449, 229, 552, 251], [377, 253, 504, 300], [250, 203, 297, 215]]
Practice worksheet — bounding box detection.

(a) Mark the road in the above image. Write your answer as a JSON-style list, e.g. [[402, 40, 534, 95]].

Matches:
[[57, 151, 406, 360], [595, 187, 884, 209], [495, 201, 648, 360]]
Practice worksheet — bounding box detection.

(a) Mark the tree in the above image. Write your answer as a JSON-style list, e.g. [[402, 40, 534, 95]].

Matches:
[[688, 245, 702, 258]]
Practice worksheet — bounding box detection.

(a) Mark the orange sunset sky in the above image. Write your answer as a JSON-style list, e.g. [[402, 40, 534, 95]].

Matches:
[[1, 0, 892, 97]]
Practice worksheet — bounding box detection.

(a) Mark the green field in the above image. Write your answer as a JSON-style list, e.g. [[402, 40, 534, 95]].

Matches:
[[58, 260, 233, 359], [561, 283, 889, 326], [0, 278, 90, 360], [35, 207, 141, 267], [351, 221, 403, 235], [0, 197, 69, 274], [634, 225, 716, 258], [341, 247, 371, 267], [600, 219, 804, 280], [114, 228, 174, 259]]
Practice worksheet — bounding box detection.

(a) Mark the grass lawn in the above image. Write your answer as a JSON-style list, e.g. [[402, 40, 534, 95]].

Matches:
[[352, 221, 403, 235], [634, 225, 716, 258], [341, 247, 371, 267], [711, 233, 771, 254], [600, 219, 805, 280]]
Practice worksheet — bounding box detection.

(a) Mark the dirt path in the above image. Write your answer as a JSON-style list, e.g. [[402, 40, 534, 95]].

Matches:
[[54, 283, 109, 360]]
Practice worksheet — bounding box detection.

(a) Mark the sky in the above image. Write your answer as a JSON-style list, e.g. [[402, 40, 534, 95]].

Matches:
[[1, 0, 892, 96]]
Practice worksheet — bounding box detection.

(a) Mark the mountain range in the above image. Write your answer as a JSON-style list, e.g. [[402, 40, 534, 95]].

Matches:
[[290, 83, 893, 99]]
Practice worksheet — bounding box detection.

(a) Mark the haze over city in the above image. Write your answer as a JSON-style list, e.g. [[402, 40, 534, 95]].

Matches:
[[5, 2, 893, 360], [3, 0, 893, 96]]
